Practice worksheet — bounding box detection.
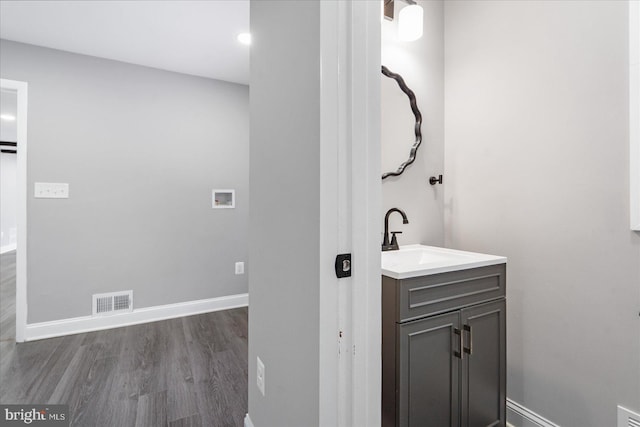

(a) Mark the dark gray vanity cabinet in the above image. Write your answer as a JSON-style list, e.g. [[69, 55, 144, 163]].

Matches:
[[382, 264, 507, 427]]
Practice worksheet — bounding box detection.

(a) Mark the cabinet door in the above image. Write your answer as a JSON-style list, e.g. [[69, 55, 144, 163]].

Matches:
[[398, 311, 461, 427], [461, 299, 506, 427]]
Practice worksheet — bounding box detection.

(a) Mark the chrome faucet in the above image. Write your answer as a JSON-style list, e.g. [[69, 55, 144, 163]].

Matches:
[[382, 208, 409, 251]]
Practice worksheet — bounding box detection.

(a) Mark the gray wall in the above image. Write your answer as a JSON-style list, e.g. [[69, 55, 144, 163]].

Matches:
[[0, 40, 249, 323], [381, 0, 444, 246], [444, 1, 640, 425], [248, 1, 321, 426]]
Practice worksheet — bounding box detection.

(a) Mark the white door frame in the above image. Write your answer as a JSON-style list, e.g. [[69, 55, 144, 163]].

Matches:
[[1, 78, 28, 343], [318, 1, 381, 426], [630, 0, 640, 230], [347, 2, 382, 426]]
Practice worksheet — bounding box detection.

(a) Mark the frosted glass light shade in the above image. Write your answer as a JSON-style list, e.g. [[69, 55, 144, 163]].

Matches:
[[398, 4, 423, 42]]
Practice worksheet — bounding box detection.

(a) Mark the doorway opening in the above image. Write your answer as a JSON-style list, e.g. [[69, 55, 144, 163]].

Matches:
[[0, 79, 28, 344], [1, 88, 18, 343]]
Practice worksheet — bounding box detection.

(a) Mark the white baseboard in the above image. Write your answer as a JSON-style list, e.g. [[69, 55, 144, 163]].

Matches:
[[24, 292, 248, 341], [0, 243, 16, 254], [507, 398, 561, 427], [244, 414, 254, 427]]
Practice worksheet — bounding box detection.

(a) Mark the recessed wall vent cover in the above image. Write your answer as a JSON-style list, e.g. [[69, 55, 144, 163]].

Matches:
[[92, 291, 133, 316], [618, 406, 640, 427]]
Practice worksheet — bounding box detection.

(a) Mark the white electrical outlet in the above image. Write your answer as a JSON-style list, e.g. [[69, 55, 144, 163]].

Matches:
[[256, 356, 265, 396], [34, 182, 69, 198], [235, 262, 245, 275]]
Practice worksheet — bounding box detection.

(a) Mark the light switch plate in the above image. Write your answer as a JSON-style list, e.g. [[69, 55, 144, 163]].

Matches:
[[235, 262, 245, 275], [34, 182, 69, 198]]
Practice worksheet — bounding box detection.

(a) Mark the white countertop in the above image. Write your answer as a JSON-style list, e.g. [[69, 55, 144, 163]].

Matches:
[[381, 244, 507, 279]]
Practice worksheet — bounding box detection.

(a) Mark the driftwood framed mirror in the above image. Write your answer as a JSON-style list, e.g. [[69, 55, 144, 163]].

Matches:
[[381, 65, 423, 180]]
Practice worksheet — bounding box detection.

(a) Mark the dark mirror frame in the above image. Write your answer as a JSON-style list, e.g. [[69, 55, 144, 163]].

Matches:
[[381, 65, 423, 180]]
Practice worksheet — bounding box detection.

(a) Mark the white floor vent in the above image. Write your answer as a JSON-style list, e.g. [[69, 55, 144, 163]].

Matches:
[[92, 291, 133, 316], [619, 406, 640, 427]]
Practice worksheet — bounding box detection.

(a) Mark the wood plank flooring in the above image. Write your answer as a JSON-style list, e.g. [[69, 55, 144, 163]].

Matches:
[[0, 249, 247, 426], [0, 250, 16, 342]]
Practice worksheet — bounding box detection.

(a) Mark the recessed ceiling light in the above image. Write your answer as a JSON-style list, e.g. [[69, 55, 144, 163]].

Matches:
[[0, 114, 16, 122], [237, 33, 251, 46]]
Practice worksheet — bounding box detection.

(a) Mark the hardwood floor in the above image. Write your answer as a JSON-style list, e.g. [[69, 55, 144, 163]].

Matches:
[[0, 252, 247, 427], [0, 250, 16, 343]]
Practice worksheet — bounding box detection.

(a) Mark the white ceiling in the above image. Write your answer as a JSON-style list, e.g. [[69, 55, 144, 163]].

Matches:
[[0, 0, 250, 85]]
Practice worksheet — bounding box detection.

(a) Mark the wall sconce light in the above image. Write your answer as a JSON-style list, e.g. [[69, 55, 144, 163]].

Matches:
[[384, 0, 424, 42]]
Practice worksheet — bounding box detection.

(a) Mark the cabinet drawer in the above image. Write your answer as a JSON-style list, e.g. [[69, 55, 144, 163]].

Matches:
[[396, 264, 505, 323]]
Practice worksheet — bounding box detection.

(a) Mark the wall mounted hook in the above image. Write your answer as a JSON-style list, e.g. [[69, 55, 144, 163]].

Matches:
[[429, 175, 443, 185]]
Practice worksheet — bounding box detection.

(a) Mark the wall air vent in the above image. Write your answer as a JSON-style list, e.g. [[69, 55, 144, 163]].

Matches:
[[619, 406, 640, 427], [92, 291, 133, 316]]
